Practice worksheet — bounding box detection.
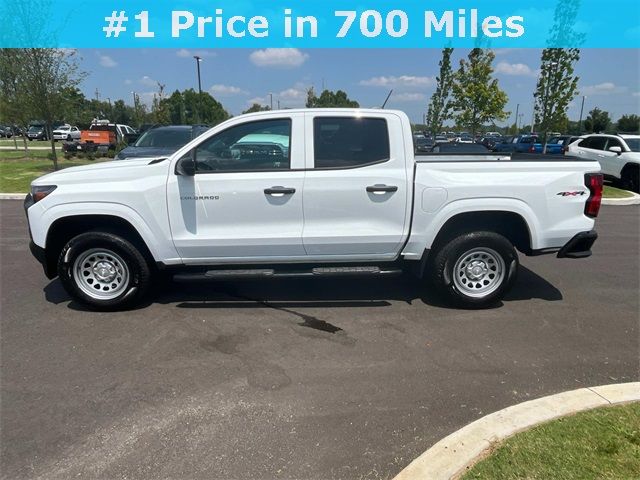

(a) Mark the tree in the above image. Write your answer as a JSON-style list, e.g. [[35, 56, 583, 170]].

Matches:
[[3, 49, 85, 169], [584, 108, 610, 133], [617, 114, 640, 133], [0, 49, 30, 152], [426, 47, 454, 135], [160, 89, 229, 125], [306, 88, 359, 108], [533, 49, 580, 150], [451, 49, 509, 136], [533, 0, 584, 152], [242, 103, 271, 114], [111, 100, 135, 126], [151, 83, 171, 125]]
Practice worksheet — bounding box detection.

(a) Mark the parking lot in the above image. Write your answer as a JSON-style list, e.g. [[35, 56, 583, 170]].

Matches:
[[1, 199, 638, 479]]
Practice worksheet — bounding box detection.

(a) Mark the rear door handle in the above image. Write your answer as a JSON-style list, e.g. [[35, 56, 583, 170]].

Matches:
[[264, 186, 296, 196], [366, 184, 398, 194]]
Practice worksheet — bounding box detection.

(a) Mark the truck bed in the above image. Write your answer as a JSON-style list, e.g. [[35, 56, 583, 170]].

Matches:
[[414, 152, 578, 162]]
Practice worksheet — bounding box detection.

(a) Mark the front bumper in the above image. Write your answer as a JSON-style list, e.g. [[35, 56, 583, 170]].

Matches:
[[557, 230, 598, 259], [24, 194, 56, 279]]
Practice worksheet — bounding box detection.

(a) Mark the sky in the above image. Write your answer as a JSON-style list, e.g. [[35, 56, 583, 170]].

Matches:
[[77, 48, 640, 126]]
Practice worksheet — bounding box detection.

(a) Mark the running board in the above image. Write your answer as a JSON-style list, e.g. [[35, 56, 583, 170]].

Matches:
[[173, 266, 402, 282]]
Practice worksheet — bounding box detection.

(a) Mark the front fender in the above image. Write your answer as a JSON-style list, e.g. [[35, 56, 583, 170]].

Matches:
[[29, 201, 178, 262]]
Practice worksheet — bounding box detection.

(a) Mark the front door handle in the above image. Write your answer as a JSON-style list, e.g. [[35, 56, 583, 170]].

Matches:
[[264, 186, 296, 196], [366, 184, 398, 194]]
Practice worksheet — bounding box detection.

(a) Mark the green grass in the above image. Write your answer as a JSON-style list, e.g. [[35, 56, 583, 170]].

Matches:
[[0, 157, 109, 193], [0, 139, 60, 147], [463, 403, 640, 480], [0, 149, 55, 160], [603, 186, 635, 199]]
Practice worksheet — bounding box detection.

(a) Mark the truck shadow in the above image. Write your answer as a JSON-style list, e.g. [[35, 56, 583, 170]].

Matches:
[[43, 266, 562, 312]]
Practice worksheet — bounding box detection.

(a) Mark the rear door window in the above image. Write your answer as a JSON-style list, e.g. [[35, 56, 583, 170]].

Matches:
[[313, 117, 390, 169], [588, 136, 607, 150]]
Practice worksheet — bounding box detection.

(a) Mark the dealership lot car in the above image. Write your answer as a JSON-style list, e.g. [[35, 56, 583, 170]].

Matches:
[[116, 125, 210, 160], [27, 124, 48, 141], [568, 134, 640, 192], [52, 125, 81, 141], [25, 109, 602, 311]]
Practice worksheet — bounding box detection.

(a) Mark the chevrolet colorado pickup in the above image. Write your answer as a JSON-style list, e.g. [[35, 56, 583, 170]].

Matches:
[[25, 109, 602, 311]]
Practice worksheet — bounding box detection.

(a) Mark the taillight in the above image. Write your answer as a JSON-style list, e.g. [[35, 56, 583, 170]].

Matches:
[[584, 173, 603, 218]]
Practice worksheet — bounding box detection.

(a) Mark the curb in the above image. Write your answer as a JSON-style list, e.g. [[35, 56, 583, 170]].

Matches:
[[0, 193, 26, 200], [602, 192, 640, 205], [393, 382, 640, 480]]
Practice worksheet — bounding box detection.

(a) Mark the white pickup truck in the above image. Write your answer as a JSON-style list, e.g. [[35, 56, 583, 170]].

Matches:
[[25, 109, 603, 311]]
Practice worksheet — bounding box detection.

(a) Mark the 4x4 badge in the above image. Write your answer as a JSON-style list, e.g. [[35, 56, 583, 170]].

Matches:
[[557, 191, 587, 196]]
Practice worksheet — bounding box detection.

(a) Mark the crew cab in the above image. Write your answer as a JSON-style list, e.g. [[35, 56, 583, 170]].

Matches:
[[25, 109, 602, 311]]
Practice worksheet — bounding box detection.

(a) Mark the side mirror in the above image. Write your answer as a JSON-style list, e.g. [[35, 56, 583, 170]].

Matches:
[[608, 146, 623, 155], [175, 154, 196, 176]]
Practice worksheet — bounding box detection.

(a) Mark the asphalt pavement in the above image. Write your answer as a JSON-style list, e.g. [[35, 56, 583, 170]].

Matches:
[[1, 200, 638, 480]]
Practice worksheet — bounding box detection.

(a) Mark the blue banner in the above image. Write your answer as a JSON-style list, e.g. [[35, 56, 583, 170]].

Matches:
[[1, 0, 639, 48]]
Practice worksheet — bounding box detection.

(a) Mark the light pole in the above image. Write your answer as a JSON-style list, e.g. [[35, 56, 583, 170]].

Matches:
[[518, 113, 524, 131], [193, 56, 202, 94], [513, 103, 519, 133], [578, 96, 586, 134], [131, 91, 138, 124], [541, 61, 559, 153], [269, 92, 273, 110]]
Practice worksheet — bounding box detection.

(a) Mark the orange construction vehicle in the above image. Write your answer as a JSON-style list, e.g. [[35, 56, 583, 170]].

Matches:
[[63, 120, 137, 153]]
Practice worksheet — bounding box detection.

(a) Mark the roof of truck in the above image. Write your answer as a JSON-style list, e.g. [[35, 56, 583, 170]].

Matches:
[[239, 108, 405, 116]]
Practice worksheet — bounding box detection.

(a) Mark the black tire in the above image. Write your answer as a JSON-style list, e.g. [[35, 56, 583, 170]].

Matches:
[[57, 231, 151, 311], [621, 166, 639, 194], [67, 134, 72, 141], [428, 231, 519, 308]]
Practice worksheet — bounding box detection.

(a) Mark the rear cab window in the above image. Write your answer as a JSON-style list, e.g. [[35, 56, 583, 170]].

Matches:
[[312, 117, 390, 169]]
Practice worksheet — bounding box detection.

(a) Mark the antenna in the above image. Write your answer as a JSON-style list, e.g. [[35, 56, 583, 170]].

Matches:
[[381, 90, 393, 109]]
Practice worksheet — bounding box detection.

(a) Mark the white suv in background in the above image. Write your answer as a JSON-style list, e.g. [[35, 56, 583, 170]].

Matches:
[[52, 125, 81, 141], [568, 134, 640, 193]]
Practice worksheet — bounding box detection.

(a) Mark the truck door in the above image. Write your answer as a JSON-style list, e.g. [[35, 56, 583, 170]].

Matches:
[[302, 113, 410, 258], [167, 113, 306, 262]]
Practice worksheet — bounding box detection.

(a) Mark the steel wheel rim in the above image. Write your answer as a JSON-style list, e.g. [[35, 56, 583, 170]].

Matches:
[[453, 247, 506, 298], [73, 248, 130, 300]]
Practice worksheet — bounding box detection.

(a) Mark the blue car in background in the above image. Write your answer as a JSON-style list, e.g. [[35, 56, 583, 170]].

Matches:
[[493, 134, 564, 154]]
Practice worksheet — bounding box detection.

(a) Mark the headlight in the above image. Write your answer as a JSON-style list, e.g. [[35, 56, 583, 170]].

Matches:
[[31, 185, 57, 203]]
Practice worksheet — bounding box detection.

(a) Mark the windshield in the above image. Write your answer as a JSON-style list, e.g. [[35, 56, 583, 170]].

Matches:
[[625, 139, 640, 152], [28, 126, 43, 132], [134, 128, 192, 148], [56, 126, 70, 131]]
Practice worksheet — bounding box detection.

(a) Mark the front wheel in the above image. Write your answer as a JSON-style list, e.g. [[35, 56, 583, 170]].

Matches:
[[429, 231, 518, 308], [57, 232, 151, 311]]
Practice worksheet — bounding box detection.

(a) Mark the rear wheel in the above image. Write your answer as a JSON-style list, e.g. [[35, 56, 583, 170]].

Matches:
[[57, 232, 151, 311], [429, 231, 518, 308]]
